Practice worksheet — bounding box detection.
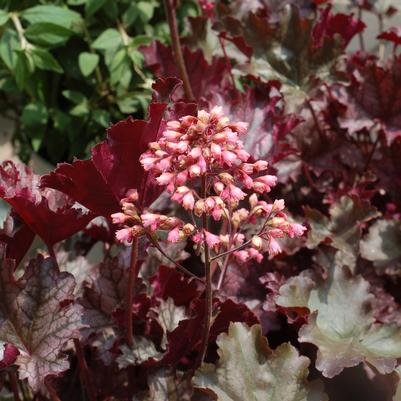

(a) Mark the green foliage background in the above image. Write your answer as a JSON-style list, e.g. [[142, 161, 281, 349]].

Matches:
[[0, 0, 198, 164]]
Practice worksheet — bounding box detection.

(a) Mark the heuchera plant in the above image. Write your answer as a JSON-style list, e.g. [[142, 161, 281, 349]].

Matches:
[[1, 1, 401, 401]]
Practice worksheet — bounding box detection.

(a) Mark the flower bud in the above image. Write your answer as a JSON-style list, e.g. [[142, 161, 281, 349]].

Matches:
[[249, 193, 258, 208], [269, 217, 287, 228], [111, 212, 128, 225], [182, 223, 195, 236], [219, 172, 234, 184], [251, 235, 263, 251], [194, 199, 205, 216], [126, 189, 139, 201], [212, 132, 227, 143], [254, 160, 268, 171], [197, 110, 210, 124], [214, 181, 224, 193]]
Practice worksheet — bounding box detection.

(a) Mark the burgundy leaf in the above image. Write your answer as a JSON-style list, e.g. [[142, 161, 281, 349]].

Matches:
[[41, 159, 120, 217], [150, 266, 201, 306], [0, 161, 94, 248], [142, 42, 230, 101], [207, 79, 300, 164], [91, 104, 167, 206], [209, 299, 259, 342], [81, 257, 129, 337], [333, 53, 401, 144], [151, 76, 183, 103], [0, 213, 34, 266], [0, 343, 19, 370], [378, 26, 401, 46], [312, 5, 365, 48], [0, 247, 83, 391], [159, 299, 205, 366]]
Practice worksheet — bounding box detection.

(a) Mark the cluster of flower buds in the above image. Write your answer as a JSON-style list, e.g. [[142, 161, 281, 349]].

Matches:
[[113, 106, 306, 264], [111, 189, 196, 244]]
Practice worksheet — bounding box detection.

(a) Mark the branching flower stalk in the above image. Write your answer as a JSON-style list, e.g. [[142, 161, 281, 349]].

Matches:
[[112, 107, 306, 362]]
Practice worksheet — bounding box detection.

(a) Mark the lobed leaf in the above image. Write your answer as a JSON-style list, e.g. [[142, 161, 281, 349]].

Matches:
[[0, 161, 94, 248], [277, 262, 401, 377], [194, 322, 327, 401], [0, 249, 83, 391], [360, 219, 401, 275], [305, 195, 379, 269]]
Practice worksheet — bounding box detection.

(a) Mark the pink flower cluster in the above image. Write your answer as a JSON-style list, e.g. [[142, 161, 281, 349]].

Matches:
[[112, 107, 306, 263]]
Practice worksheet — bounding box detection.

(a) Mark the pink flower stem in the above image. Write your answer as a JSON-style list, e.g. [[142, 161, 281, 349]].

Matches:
[[146, 233, 202, 281], [73, 339, 97, 401], [8, 371, 21, 401], [213, 211, 274, 263], [216, 252, 231, 290], [126, 236, 138, 347], [211, 238, 253, 261], [196, 175, 213, 366], [216, 208, 234, 290], [163, 0, 195, 102]]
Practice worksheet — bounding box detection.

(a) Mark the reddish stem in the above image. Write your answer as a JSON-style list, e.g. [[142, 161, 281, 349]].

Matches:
[[126, 236, 139, 347], [8, 371, 21, 401], [363, 135, 380, 173], [47, 246, 57, 263], [45, 380, 62, 401], [218, 35, 236, 90], [306, 98, 324, 141], [357, 8, 365, 52], [73, 339, 97, 401], [196, 175, 213, 367], [163, 0, 195, 101]]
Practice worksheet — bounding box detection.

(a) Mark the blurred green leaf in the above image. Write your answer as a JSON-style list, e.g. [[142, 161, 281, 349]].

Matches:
[[137, 1, 156, 22], [67, 0, 87, 5], [117, 96, 139, 114], [92, 109, 110, 127], [92, 28, 122, 50], [128, 49, 143, 67], [22, 102, 48, 151], [109, 48, 131, 88], [70, 101, 89, 116], [0, 10, 9, 27], [21, 5, 83, 29], [85, 0, 107, 17], [15, 52, 31, 90], [62, 89, 88, 116], [130, 35, 152, 48], [22, 102, 48, 127], [123, 1, 156, 27], [52, 109, 72, 131], [0, 30, 19, 70], [62, 89, 86, 104], [31, 47, 63, 73], [78, 52, 99, 76], [25, 23, 74, 47], [102, 0, 119, 20]]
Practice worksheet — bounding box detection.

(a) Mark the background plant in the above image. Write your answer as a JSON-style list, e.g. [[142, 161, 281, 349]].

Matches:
[[0, 0, 198, 163]]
